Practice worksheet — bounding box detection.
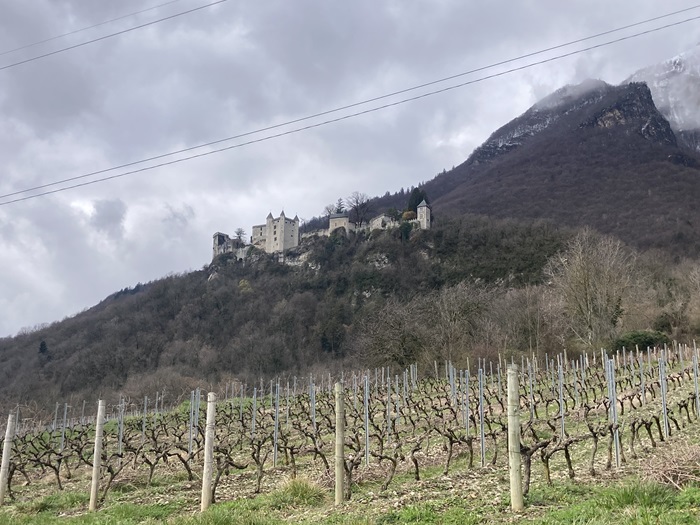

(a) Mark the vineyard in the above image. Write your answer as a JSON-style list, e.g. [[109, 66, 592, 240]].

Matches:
[[1, 344, 700, 522]]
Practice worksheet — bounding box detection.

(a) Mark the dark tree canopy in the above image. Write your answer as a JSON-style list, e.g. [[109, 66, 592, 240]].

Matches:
[[407, 188, 429, 213]]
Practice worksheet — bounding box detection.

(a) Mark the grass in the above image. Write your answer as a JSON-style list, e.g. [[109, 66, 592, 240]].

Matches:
[[3, 502, 183, 525], [16, 491, 90, 514], [373, 503, 482, 524], [525, 482, 700, 525], [4, 467, 700, 524]]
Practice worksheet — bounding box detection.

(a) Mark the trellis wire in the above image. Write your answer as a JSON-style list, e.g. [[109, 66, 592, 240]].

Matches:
[[273, 381, 280, 467], [558, 355, 565, 439], [251, 387, 257, 439], [528, 359, 535, 420], [142, 396, 147, 445], [188, 390, 195, 455], [364, 374, 370, 466], [386, 376, 391, 444], [639, 356, 645, 405], [660, 352, 670, 439], [478, 367, 485, 467], [694, 343, 700, 417], [60, 403, 68, 453], [606, 358, 621, 468]]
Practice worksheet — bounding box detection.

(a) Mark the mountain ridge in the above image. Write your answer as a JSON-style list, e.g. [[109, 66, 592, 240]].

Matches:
[[361, 74, 700, 257], [4, 50, 700, 412], [626, 45, 700, 152]]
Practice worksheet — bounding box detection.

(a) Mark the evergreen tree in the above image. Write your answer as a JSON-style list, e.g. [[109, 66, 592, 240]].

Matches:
[[407, 188, 429, 212]]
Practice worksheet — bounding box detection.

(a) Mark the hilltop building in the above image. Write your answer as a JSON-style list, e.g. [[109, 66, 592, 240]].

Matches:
[[302, 204, 430, 240], [212, 232, 247, 260], [212, 202, 431, 260], [417, 200, 431, 230], [368, 213, 397, 231], [251, 211, 300, 253], [329, 212, 355, 234]]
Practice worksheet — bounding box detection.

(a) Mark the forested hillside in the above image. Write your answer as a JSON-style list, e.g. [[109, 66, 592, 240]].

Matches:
[[0, 216, 569, 411], [360, 81, 700, 258], [4, 209, 700, 417]]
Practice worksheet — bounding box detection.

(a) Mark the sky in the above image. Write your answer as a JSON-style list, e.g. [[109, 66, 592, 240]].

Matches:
[[1, 0, 699, 337]]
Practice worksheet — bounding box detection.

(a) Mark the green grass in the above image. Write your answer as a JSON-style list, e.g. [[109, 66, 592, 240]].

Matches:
[[374, 503, 482, 524], [266, 478, 326, 508], [172, 505, 283, 525], [525, 482, 700, 525], [4, 476, 700, 525], [2, 501, 183, 525], [16, 491, 90, 514]]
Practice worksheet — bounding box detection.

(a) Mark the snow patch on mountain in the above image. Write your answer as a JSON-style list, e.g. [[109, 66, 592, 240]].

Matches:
[[626, 45, 700, 137]]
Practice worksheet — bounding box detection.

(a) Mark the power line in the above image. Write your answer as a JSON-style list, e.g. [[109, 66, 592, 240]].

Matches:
[[2, 6, 698, 202], [2, 12, 700, 206], [0, 0, 185, 58], [0, 0, 227, 72]]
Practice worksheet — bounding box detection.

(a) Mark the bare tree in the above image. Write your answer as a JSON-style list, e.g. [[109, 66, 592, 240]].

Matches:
[[323, 204, 336, 217], [355, 298, 425, 368], [489, 285, 565, 357], [424, 282, 491, 364], [234, 228, 246, 242], [545, 228, 636, 349], [345, 191, 371, 228]]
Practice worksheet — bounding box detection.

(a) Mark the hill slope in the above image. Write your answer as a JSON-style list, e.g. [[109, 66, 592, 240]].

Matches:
[[0, 217, 570, 411], [365, 79, 700, 257]]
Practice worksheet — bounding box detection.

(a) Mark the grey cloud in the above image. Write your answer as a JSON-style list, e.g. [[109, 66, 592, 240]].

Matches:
[[90, 198, 127, 239], [163, 203, 195, 231], [0, 0, 698, 336]]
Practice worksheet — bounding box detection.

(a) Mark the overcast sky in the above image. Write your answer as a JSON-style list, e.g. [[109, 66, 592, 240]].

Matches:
[[0, 0, 699, 337]]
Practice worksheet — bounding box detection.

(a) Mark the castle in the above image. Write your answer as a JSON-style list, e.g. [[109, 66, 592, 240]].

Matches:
[[251, 211, 300, 253], [212, 200, 431, 258]]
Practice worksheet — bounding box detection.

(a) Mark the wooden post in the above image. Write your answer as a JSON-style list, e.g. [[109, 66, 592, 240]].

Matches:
[[335, 382, 345, 505], [0, 413, 16, 505], [201, 392, 217, 512], [89, 400, 106, 511], [507, 365, 524, 512]]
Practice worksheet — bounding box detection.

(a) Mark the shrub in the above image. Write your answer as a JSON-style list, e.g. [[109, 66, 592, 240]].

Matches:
[[652, 312, 674, 334], [612, 330, 670, 352]]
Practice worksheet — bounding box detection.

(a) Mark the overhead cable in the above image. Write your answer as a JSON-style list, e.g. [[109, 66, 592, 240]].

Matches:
[[0, 0, 228, 72], [0, 0, 185, 58], [2, 11, 700, 205]]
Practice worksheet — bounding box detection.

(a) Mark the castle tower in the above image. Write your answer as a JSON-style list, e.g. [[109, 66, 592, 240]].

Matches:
[[264, 212, 274, 253], [290, 215, 300, 249], [417, 200, 431, 230], [212, 232, 230, 258], [277, 210, 287, 252]]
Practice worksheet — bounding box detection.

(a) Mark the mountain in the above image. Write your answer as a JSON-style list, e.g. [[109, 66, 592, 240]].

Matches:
[[4, 50, 700, 412], [389, 76, 700, 257], [626, 45, 700, 152]]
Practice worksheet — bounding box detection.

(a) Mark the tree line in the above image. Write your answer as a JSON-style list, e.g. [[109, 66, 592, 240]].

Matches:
[[1, 215, 698, 416]]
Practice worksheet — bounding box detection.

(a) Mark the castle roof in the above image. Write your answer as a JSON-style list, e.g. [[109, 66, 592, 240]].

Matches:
[[280, 210, 286, 217], [417, 199, 428, 207], [267, 212, 274, 219], [329, 212, 349, 219]]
